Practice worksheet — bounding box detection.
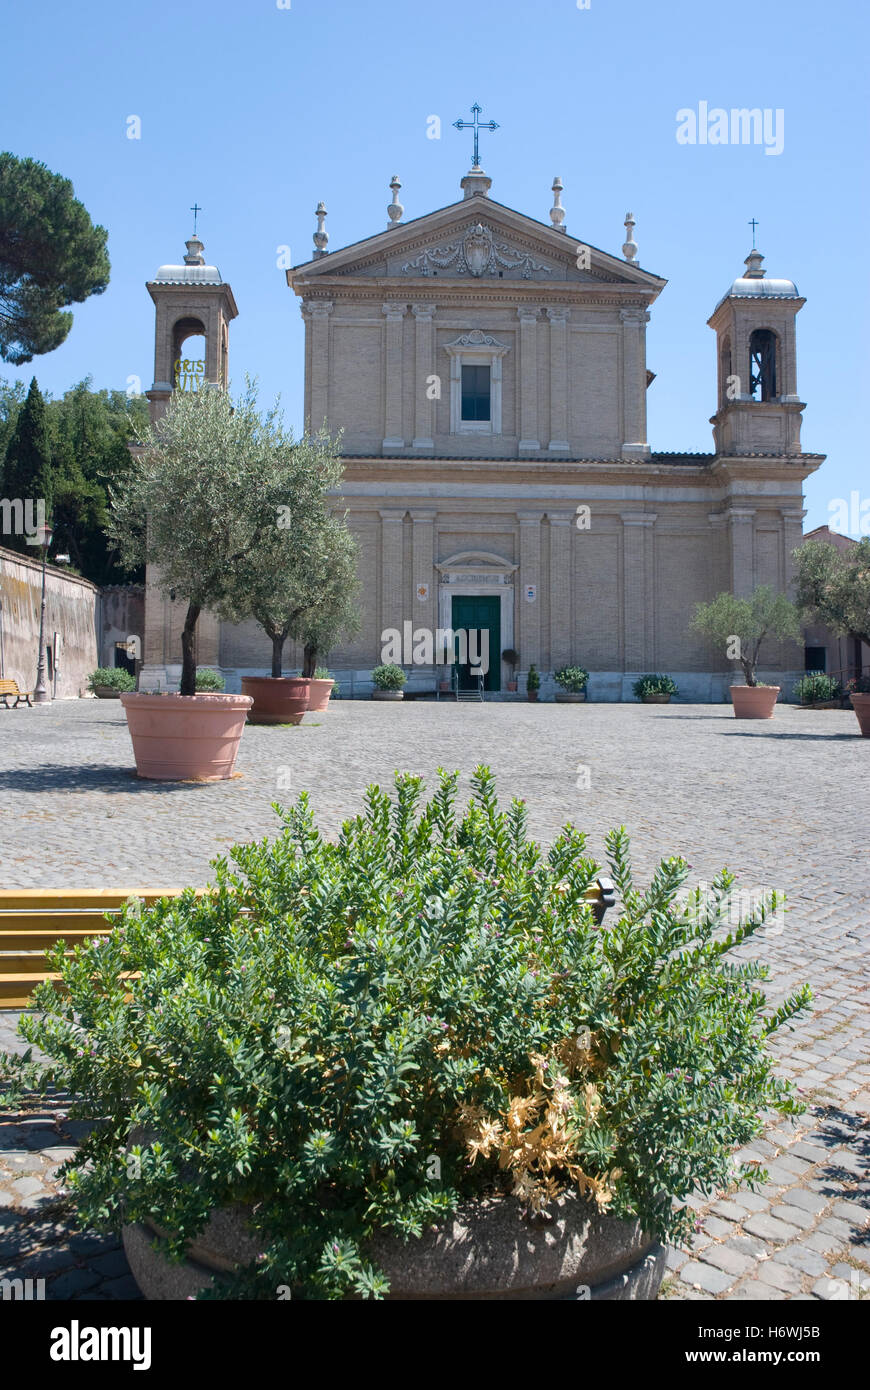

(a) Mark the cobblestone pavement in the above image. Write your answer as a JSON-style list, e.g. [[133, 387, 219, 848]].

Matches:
[[1, 698, 868, 1300]]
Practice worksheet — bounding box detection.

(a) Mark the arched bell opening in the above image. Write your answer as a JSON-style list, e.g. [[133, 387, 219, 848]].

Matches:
[[172, 317, 207, 392], [748, 328, 778, 402]]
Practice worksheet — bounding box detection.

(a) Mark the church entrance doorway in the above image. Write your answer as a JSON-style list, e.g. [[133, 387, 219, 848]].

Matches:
[[450, 595, 501, 692]]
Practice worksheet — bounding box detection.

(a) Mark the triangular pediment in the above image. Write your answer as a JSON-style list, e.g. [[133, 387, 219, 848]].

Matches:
[[289, 196, 665, 294]]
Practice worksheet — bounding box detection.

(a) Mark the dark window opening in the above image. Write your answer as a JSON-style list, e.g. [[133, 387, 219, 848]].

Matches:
[[749, 329, 777, 402], [804, 646, 826, 672], [461, 364, 491, 422]]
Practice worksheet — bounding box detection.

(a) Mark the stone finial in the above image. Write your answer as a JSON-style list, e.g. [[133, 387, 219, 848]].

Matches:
[[313, 201, 329, 257], [550, 176, 566, 231], [183, 236, 205, 266], [387, 175, 404, 227], [743, 248, 765, 278], [622, 211, 638, 263]]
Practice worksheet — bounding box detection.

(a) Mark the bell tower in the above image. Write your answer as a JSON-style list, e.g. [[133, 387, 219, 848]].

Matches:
[[145, 233, 238, 424], [707, 247, 805, 457]]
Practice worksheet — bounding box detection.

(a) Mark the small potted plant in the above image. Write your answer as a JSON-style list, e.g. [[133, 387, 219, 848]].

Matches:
[[554, 666, 589, 703], [793, 673, 841, 708], [8, 768, 811, 1302], [632, 674, 678, 704], [87, 667, 136, 699], [846, 675, 870, 736], [526, 663, 540, 702], [502, 648, 520, 693], [691, 586, 801, 719], [371, 663, 406, 701]]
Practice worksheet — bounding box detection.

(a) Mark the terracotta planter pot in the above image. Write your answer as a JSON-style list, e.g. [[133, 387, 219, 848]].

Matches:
[[642, 694, 671, 704], [730, 684, 780, 719], [850, 693, 870, 737], [372, 689, 404, 700], [240, 676, 309, 726], [120, 692, 252, 781], [123, 1193, 665, 1301], [555, 690, 587, 703], [506, 680, 518, 692], [304, 678, 334, 714], [527, 691, 539, 702]]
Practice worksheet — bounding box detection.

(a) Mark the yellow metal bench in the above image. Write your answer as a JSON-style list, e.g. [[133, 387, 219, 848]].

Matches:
[[0, 889, 192, 1008], [0, 678, 34, 708]]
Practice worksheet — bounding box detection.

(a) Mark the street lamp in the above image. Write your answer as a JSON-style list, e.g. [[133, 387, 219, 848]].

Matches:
[[33, 520, 54, 705]]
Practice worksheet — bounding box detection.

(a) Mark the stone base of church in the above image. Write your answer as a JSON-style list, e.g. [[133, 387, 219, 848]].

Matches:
[[137, 665, 806, 703]]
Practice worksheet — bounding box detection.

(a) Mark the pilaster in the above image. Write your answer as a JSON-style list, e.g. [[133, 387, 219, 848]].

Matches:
[[517, 511, 544, 666], [307, 300, 333, 433], [546, 308, 570, 452], [379, 508, 406, 638], [547, 513, 573, 669], [620, 308, 651, 460], [621, 512, 657, 669], [411, 304, 435, 449], [727, 507, 756, 597], [382, 302, 407, 448], [517, 308, 540, 451]]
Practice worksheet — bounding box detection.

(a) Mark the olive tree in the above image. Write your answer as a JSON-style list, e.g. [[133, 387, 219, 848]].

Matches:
[[793, 538, 870, 651], [691, 586, 802, 686], [108, 383, 327, 695]]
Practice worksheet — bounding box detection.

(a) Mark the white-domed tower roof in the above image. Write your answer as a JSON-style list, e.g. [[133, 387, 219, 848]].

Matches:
[[714, 249, 798, 311], [151, 236, 223, 286]]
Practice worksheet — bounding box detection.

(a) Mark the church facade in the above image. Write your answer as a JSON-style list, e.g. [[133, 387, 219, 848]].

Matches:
[[140, 162, 823, 700]]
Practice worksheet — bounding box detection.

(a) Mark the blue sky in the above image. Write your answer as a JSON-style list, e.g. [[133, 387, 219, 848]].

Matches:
[[1, 0, 867, 531]]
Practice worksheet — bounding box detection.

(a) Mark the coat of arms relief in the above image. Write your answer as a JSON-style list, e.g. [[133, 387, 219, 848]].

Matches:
[[401, 223, 553, 279]]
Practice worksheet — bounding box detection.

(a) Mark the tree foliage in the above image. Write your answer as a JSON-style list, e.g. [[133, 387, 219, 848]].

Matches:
[[0, 153, 110, 364], [0, 377, 52, 550], [691, 586, 802, 686], [793, 538, 870, 650]]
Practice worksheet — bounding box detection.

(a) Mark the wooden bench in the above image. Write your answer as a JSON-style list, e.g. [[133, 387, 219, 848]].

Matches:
[[0, 889, 196, 1007], [0, 679, 33, 708]]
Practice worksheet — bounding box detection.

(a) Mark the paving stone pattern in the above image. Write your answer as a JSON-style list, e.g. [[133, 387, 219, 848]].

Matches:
[[0, 699, 867, 1300]]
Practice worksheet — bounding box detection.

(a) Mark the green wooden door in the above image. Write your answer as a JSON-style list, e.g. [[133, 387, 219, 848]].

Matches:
[[451, 595, 501, 692]]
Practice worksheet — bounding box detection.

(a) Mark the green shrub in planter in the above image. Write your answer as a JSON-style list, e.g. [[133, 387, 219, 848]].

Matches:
[[4, 768, 809, 1301], [87, 667, 136, 694], [371, 663, 406, 691], [554, 666, 589, 693], [793, 673, 841, 705], [526, 663, 540, 693], [313, 666, 337, 698], [632, 674, 679, 700], [195, 668, 226, 692]]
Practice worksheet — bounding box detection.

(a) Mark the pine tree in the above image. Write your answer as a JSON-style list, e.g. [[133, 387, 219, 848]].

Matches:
[[1, 377, 53, 553]]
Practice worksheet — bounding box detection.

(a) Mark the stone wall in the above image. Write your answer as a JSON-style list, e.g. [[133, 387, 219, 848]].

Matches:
[[0, 546, 98, 699]]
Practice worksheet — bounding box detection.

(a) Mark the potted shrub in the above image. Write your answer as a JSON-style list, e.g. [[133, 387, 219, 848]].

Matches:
[[554, 666, 589, 703], [846, 675, 870, 736], [793, 673, 841, 708], [371, 663, 406, 700], [632, 674, 678, 705], [106, 386, 303, 777], [6, 768, 810, 1301], [526, 663, 540, 702], [195, 668, 225, 693], [87, 667, 136, 699], [502, 648, 519, 693], [691, 586, 801, 719]]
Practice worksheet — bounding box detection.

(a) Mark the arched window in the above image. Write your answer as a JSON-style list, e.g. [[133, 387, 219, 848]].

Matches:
[[749, 329, 777, 402]]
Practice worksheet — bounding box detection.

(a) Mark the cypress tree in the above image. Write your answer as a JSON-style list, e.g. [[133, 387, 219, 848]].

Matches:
[[1, 377, 53, 552]]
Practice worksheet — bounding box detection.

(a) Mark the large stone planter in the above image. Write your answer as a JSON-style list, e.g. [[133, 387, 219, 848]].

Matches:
[[730, 684, 780, 720], [642, 694, 671, 704], [372, 689, 404, 700], [850, 692, 870, 737], [555, 690, 587, 703], [240, 676, 309, 726], [93, 686, 125, 699], [123, 1193, 665, 1301], [120, 692, 252, 781]]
